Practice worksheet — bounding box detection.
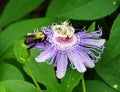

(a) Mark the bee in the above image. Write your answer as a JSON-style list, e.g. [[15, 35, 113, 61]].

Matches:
[[24, 31, 47, 49]]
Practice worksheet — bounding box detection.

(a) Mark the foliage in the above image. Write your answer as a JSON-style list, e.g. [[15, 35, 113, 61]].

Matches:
[[0, 0, 120, 92]]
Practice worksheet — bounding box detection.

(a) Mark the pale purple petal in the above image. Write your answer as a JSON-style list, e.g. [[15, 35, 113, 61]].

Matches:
[[67, 51, 86, 72], [81, 39, 105, 48], [74, 49, 95, 68], [78, 46, 101, 62], [35, 46, 56, 62], [56, 52, 68, 79], [49, 51, 58, 65], [76, 28, 102, 38]]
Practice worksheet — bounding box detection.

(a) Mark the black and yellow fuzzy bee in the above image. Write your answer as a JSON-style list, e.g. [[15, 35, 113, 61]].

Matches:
[[24, 31, 47, 49]]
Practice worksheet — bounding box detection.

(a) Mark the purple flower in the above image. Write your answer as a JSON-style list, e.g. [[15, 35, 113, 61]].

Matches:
[[34, 21, 105, 79]]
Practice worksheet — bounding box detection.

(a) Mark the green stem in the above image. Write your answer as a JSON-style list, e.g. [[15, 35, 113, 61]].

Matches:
[[25, 59, 42, 92], [81, 75, 86, 92]]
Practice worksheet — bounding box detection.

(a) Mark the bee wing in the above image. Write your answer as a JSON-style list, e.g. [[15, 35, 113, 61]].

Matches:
[[24, 35, 36, 44]]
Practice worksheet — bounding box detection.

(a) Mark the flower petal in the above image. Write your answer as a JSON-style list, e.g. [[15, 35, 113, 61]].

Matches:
[[35, 46, 56, 62], [81, 39, 105, 48], [68, 51, 86, 72], [77, 28, 102, 38], [56, 52, 68, 79], [74, 49, 95, 68]]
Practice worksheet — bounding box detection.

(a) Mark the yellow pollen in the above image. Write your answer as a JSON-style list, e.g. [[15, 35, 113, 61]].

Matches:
[[52, 21, 75, 38]]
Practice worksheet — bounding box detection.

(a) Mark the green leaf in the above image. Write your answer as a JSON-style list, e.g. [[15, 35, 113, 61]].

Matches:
[[73, 80, 116, 92], [85, 81, 116, 92], [30, 48, 43, 58], [1, 80, 39, 92], [87, 22, 95, 33], [46, 0, 91, 17], [95, 14, 120, 91], [96, 56, 120, 91], [0, 17, 62, 56], [23, 58, 62, 92], [100, 14, 120, 64], [46, 0, 119, 20], [0, 62, 24, 81], [61, 67, 83, 92], [1, 45, 16, 59], [0, 0, 44, 27], [0, 83, 6, 92], [14, 40, 29, 64]]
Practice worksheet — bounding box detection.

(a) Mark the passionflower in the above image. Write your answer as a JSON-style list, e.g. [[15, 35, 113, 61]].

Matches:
[[33, 21, 105, 79]]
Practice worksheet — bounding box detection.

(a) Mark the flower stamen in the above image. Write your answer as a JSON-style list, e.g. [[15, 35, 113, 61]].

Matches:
[[52, 21, 75, 38]]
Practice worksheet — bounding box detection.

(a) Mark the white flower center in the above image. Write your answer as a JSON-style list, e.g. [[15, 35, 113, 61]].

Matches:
[[49, 21, 81, 50], [50, 35, 80, 50], [52, 21, 75, 38]]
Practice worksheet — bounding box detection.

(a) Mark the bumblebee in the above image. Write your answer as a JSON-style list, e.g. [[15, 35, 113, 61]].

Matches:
[[24, 31, 47, 49]]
